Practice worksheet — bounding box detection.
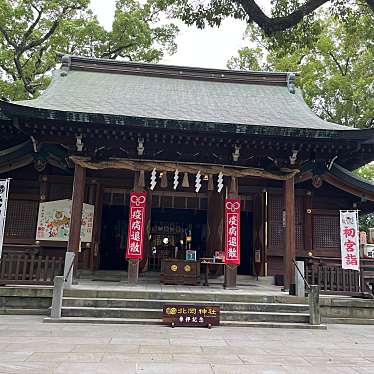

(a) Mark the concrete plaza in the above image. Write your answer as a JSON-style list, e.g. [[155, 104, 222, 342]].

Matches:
[[0, 315, 373, 374]]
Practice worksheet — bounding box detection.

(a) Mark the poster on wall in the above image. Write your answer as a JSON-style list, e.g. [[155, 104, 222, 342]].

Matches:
[[224, 198, 241, 265], [340, 210, 360, 271], [0, 179, 10, 258], [126, 192, 147, 259], [36, 199, 94, 242]]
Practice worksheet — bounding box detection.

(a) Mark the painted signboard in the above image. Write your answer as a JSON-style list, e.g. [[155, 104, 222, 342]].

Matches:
[[36, 199, 94, 242]]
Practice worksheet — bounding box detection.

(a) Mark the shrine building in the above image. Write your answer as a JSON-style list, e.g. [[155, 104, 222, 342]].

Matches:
[[1, 55, 374, 289]]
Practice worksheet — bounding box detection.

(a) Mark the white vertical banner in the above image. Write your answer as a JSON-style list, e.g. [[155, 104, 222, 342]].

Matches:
[[0, 179, 10, 258], [340, 210, 360, 271]]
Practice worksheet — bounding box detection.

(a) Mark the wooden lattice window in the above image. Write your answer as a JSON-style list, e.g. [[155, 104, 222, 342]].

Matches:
[[268, 194, 304, 251], [4, 199, 39, 239], [268, 195, 283, 250], [312, 215, 340, 248]]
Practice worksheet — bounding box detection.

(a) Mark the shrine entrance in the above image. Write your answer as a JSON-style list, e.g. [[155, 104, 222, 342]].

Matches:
[[149, 208, 207, 272], [238, 211, 253, 276], [100, 205, 129, 271]]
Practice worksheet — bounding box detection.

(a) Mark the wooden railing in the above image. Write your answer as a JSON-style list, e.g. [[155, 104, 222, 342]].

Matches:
[[0, 254, 64, 285], [303, 256, 374, 296]]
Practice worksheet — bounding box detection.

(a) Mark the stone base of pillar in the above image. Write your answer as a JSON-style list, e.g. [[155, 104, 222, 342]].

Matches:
[[64, 252, 75, 288], [224, 265, 237, 289], [128, 259, 139, 286]]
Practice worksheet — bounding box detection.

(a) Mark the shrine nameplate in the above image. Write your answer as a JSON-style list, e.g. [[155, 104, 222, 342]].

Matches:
[[163, 304, 220, 328]]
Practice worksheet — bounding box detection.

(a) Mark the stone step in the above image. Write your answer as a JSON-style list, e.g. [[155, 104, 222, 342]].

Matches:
[[44, 317, 163, 325], [324, 317, 374, 325], [63, 289, 306, 304], [221, 310, 310, 323], [221, 321, 326, 330], [0, 308, 49, 315], [61, 306, 160, 319], [61, 306, 310, 323], [44, 316, 323, 329], [62, 297, 309, 313]]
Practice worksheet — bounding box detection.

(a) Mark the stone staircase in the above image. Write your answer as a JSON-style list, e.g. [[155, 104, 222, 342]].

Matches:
[[44, 289, 325, 329]]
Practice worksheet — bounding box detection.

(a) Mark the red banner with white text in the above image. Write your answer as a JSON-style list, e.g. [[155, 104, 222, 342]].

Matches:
[[126, 192, 147, 260], [224, 198, 241, 265], [340, 210, 360, 271]]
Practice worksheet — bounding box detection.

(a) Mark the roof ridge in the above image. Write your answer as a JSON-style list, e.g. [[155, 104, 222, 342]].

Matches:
[[59, 54, 296, 86]]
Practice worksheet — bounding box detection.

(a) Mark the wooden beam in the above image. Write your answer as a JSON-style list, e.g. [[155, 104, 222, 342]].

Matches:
[[322, 173, 374, 202], [283, 177, 296, 289], [70, 156, 299, 181]]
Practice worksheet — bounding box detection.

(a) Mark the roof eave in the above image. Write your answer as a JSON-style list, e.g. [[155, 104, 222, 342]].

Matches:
[[0, 100, 348, 140]]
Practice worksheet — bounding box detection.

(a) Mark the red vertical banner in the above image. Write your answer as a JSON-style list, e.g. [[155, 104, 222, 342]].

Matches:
[[126, 192, 147, 259], [225, 198, 241, 265]]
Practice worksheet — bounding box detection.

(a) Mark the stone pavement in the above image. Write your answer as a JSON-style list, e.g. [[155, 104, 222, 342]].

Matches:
[[0, 315, 374, 374]]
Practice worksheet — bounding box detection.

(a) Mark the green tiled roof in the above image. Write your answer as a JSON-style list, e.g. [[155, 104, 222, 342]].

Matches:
[[9, 56, 349, 132]]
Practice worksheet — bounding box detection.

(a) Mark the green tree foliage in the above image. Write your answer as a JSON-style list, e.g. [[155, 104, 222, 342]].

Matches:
[[158, 0, 374, 35], [0, 0, 178, 100], [355, 163, 374, 182], [227, 6, 374, 129]]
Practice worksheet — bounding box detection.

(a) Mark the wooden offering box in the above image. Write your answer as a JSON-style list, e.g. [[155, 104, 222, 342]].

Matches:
[[160, 259, 200, 285]]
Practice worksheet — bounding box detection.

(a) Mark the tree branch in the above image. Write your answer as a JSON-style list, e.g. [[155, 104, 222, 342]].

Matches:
[[236, 0, 329, 35], [328, 51, 345, 76], [100, 43, 136, 59], [21, 4, 85, 52], [22, 6, 43, 45], [0, 63, 17, 81], [0, 26, 17, 49]]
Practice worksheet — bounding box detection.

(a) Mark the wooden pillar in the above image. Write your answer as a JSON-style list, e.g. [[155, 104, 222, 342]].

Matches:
[[206, 191, 224, 257], [140, 192, 152, 272], [39, 175, 49, 202], [283, 176, 296, 289], [66, 164, 86, 282], [128, 171, 141, 285], [304, 191, 313, 256], [67, 164, 86, 253], [224, 177, 238, 289]]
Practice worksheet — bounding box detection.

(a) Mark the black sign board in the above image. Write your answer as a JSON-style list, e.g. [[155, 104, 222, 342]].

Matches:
[[163, 304, 220, 328]]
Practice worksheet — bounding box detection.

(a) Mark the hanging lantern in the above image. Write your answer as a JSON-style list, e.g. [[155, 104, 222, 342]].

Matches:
[[182, 172, 189, 188], [160, 171, 168, 188]]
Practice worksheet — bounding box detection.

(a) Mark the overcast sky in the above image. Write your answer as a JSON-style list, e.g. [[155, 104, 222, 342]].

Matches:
[[89, 0, 270, 69]]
